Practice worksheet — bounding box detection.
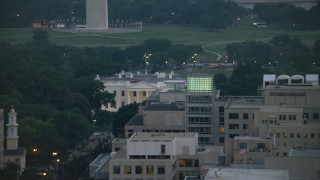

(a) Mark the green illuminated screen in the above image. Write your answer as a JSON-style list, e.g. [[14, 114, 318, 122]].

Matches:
[[187, 77, 213, 92]]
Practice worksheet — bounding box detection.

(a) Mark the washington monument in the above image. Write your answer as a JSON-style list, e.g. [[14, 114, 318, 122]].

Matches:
[[86, 0, 108, 30]]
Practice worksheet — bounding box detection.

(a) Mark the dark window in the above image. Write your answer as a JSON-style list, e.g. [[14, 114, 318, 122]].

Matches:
[[135, 166, 143, 174], [229, 124, 239, 129], [121, 90, 125, 96], [239, 143, 247, 149], [113, 165, 120, 174], [243, 124, 249, 130], [143, 91, 147, 96], [219, 107, 224, 115], [313, 113, 319, 119], [219, 137, 225, 143], [243, 113, 249, 119], [113, 90, 117, 95], [229, 113, 239, 119], [133, 91, 137, 96], [161, 144, 165, 154], [157, 166, 165, 174], [219, 117, 224, 125], [257, 143, 265, 149]]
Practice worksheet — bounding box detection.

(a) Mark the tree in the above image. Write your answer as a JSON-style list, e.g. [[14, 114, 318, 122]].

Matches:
[[113, 103, 139, 137], [32, 29, 49, 46]]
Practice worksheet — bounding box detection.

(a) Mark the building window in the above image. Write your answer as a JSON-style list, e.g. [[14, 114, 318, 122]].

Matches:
[[178, 159, 198, 167], [219, 137, 225, 143], [290, 133, 294, 138], [297, 133, 301, 138], [219, 117, 224, 125], [243, 113, 249, 120], [303, 133, 308, 139], [311, 133, 315, 139], [303, 113, 309, 119], [288, 115, 296, 120], [122, 101, 125, 106], [113, 90, 117, 95], [243, 124, 249, 130], [229, 124, 239, 129], [239, 143, 247, 149], [135, 165, 143, 174], [113, 165, 120, 174], [229, 113, 239, 119], [121, 90, 125, 96], [133, 91, 137, 96], [219, 107, 224, 115], [282, 132, 287, 138], [257, 143, 265, 149], [161, 144, 166, 154], [124, 165, 132, 174], [279, 115, 287, 120], [157, 166, 165, 174], [219, 127, 225, 133], [313, 113, 319, 119], [146, 165, 154, 175], [143, 91, 147, 97]]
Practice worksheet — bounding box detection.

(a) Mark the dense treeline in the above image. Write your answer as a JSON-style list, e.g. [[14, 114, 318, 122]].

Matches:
[[253, 3, 320, 28], [0, 29, 202, 162], [217, 35, 320, 95]]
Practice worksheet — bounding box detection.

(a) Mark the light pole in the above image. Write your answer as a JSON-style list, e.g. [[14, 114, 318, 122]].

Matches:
[[93, 119, 96, 132], [144, 53, 151, 74]]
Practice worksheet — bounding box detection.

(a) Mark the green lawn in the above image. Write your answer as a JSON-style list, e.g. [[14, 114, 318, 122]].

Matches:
[[0, 17, 319, 57]]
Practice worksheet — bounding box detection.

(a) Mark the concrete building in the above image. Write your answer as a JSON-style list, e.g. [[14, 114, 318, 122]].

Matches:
[[107, 132, 223, 180], [125, 101, 186, 138], [265, 149, 320, 180], [225, 136, 273, 165], [99, 70, 184, 112], [185, 75, 217, 145], [86, 0, 109, 30]]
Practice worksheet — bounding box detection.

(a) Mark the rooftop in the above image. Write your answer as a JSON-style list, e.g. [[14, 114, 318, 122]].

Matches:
[[144, 102, 185, 111], [205, 168, 288, 180], [289, 149, 320, 157], [129, 132, 197, 141], [234, 136, 272, 141]]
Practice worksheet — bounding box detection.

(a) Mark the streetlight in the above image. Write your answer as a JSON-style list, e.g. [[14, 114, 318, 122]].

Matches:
[[93, 119, 96, 132], [144, 53, 152, 74]]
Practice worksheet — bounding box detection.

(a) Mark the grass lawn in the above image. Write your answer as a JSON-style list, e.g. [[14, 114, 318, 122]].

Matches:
[[1, 17, 319, 53]]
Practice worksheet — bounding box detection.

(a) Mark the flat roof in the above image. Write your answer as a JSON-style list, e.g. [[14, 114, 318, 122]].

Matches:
[[289, 149, 320, 157], [260, 106, 303, 113], [234, 136, 272, 141], [205, 168, 288, 180], [263, 74, 276, 82], [130, 132, 197, 141]]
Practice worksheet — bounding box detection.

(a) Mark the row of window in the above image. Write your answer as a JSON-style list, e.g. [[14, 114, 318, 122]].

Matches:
[[178, 159, 199, 167], [187, 107, 212, 114], [277, 132, 320, 139], [188, 117, 212, 124], [228, 124, 250, 130], [112, 90, 147, 97], [228, 113, 251, 120], [187, 95, 212, 103], [188, 127, 211, 134], [239, 143, 266, 149], [279, 114, 296, 120], [113, 165, 165, 175]]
